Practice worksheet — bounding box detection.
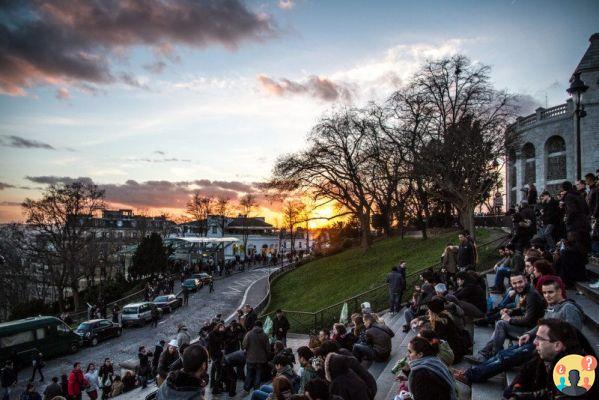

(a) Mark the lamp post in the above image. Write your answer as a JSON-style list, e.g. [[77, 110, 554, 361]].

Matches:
[[567, 72, 588, 181]]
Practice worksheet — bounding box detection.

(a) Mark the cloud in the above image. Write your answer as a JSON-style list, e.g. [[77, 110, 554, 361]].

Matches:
[[0, 0, 277, 95], [0, 201, 21, 206], [0, 182, 15, 190], [55, 87, 70, 100], [0, 135, 55, 150], [23, 176, 265, 209], [278, 0, 295, 10], [127, 157, 191, 163], [513, 94, 542, 116], [153, 150, 166, 155], [143, 61, 167, 74], [257, 74, 353, 102]]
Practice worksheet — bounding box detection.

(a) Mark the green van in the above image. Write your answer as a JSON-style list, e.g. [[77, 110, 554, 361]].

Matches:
[[0, 316, 82, 366]]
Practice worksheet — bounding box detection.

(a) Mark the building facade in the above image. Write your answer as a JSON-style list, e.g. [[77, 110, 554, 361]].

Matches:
[[506, 33, 599, 207]]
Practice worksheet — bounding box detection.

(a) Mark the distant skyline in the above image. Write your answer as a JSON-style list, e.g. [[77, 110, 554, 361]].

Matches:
[[1, 0, 598, 223]]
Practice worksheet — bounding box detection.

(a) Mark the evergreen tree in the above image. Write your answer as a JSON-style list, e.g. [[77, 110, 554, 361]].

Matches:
[[130, 233, 169, 279]]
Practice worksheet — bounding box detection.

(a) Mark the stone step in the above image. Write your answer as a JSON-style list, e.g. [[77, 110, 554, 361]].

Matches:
[[586, 262, 599, 280], [469, 325, 506, 400], [567, 289, 599, 335], [575, 281, 599, 304]]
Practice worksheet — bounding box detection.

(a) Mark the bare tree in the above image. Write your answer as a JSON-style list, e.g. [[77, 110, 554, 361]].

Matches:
[[22, 182, 105, 311], [268, 108, 374, 251], [214, 197, 232, 237], [281, 199, 306, 255], [186, 192, 214, 237]]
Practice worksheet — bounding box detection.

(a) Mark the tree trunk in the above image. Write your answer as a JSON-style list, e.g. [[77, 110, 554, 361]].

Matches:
[[71, 280, 81, 311], [358, 212, 372, 252], [458, 204, 476, 240]]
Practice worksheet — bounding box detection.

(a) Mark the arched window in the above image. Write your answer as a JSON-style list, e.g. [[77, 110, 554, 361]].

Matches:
[[545, 135, 566, 194], [522, 143, 536, 185]]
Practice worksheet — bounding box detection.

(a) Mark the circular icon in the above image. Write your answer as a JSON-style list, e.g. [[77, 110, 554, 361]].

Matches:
[[581, 355, 598, 372], [553, 354, 596, 396]]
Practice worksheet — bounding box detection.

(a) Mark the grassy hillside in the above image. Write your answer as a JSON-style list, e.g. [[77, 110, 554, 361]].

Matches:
[[266, 228, 501, 316]]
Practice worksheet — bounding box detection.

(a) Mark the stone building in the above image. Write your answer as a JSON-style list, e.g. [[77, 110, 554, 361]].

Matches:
[[506, 33, 599, 207]]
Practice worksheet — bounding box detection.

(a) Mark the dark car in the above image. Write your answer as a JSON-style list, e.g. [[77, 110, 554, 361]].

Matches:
[[181, 278, 200, 292], [75, 319, 122, 346], [193, 273, 213, 284], [153, 294, 182, 313]]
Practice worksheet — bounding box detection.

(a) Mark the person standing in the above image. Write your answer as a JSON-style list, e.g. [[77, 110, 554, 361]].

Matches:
[[98, 358, 114, 400], [111, 305, 120, 324], [273, 309, 290, 346], [243, 320, 270, 392], [151, 306, 159, 328], [457, 232, 475, 271], [20, 383, 42, 400], [182, 286, 190, 306], [1, 361, 17, 400], [152, 340, 165, 379], [42, 376, 62, 400], [527, 183, 538, 205], [137, 346, 152, 389], [493, 192, 503, 215], [84, 363, 99, 400], [30, 352, 44, 383], [209, 279, 214, 293], [386, 266, 405, 314], [177, 324, 191, 348], [67, 362, 88, 400]]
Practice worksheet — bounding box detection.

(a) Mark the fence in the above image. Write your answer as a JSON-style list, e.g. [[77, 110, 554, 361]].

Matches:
[[260, 233, 510, 334]]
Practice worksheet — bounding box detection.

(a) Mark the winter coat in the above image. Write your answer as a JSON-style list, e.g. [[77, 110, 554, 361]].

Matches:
[[156, 370, 203, 400], [407, 356, 456, 400], [457, 241, 475, 269], [336, 349, 377, 400], [158, 348, 180, 379], [98, 364, 114, 388], [365, 323, 394, 362], [386, 270, 405, 294], [324, 354, 369, 400], [138, 351, 152, 376], [454, 283, 486, 314], [207, 330, 226, 360], [152, 344, 164, 368], [588, 182, 599, 219], [245, 310, 258, 330], [242, 326, 270, 363], [441, 247, 458, 274], [563, 189, 590, 233], [42, 382, 62, 400], [1, 366, 16, 388], [526, 299, 584, 338], [67, 369, 88, 396], [555, 246, 588, 285], [507, 284, 545, 328], [177, 328, 191, 348], [110, 380, 124, 397], [273, 315, 290, 340], [299, 365, 318, 394], [431, 314, 468, 363], [540, 198, 561, 226]]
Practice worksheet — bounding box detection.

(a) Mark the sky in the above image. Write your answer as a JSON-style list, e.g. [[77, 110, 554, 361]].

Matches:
[[1, 0, 598, 225]]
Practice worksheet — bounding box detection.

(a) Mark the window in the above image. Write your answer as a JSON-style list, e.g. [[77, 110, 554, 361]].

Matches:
[[57, 323, 71, 334], [212, 226, 217, 234], [36, 328, 45, 340], [0, 330, 34, 348], [545, 136, 566, 182], [99, 320, 112, 327], [522, 143, 536, 185]]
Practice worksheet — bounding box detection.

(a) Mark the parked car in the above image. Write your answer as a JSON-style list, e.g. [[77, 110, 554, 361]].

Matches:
[[181, 278, 200, 292], [193, 273, 213, 284], [153, 294, 182, 313], [121, 302, 163, 327], [0, 316, 82, 366], [75, 319, 122, 346]]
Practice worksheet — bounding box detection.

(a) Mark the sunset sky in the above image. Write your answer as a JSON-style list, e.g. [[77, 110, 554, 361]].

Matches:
[[1, 0, 598, 225]]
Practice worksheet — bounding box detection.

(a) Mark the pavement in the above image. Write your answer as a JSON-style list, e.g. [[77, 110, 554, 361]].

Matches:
[[7, 265, 281, 400]]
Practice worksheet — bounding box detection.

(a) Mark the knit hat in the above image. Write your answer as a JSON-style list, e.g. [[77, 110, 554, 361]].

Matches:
[[427, 296, 445, 314], [434, 283, 447, 294]]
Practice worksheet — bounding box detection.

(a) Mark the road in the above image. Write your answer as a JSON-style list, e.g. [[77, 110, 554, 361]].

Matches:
[[8, 266, 274, 399]]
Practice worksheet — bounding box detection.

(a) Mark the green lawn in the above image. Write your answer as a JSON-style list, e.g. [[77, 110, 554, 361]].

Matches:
[[266, 228, 501, 315]]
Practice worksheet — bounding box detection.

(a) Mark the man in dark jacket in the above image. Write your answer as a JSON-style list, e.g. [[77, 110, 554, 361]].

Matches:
[[539, 190, 561, 251], [242, 320, 270, 391], [561, 181, 590, 233], [151, 340, 165, 378], [325, 353, 369, 400], [208, 323, 226, 394], [586, 173, 599, 257], [454, 271, 486, 318], [466, 273, 544, 363], [42, 376, 62, 400], [156, 344, 208, 400], [137, 346, 152, 389], [357, 314, 394, 363], [503, 318, 598, 399], [1, 360, 17, 400], [527, 183, 538, 205], [272, 309, 290, 346], [457, 232, 475, 270], [386, 266, 405, 314], [244, 304, 258, 331]]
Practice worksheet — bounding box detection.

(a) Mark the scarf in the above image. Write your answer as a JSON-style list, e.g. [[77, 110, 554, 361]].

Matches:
[[408, 356, 458, 400]]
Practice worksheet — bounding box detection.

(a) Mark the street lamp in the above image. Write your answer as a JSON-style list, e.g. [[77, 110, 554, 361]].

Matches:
[[567, 71, 588, 181]]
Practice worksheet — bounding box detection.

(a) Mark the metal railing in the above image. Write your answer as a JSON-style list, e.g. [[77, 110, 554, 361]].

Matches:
[[260, 233, 510, 334]]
